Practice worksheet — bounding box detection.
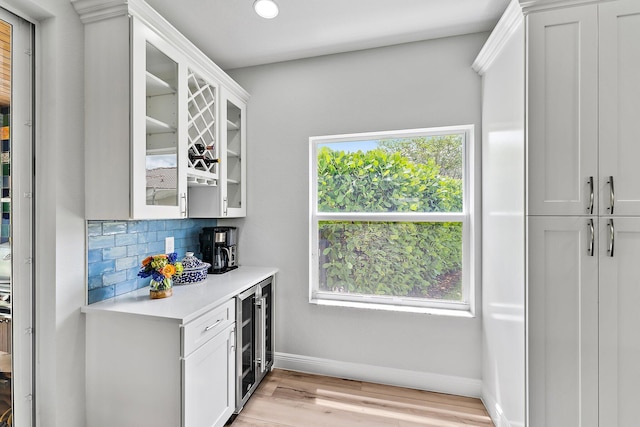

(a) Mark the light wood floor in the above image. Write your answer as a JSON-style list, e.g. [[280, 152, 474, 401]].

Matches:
[[228, 369, 494, 427]]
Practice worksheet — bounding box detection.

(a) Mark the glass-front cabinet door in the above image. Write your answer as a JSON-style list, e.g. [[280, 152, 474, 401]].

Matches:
[[131, 17, 187, 219], [221, 89, 246, 217]]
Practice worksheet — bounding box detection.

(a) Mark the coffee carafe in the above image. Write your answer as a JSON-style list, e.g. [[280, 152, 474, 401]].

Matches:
[[200, 226, 238, 274]]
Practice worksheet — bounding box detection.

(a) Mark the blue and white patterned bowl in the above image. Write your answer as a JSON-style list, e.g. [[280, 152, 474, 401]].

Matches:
[[173, 252, 210, 285]]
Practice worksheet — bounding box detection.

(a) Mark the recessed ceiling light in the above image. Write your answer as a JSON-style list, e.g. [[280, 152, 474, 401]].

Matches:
[[253, 0, 279, 19]]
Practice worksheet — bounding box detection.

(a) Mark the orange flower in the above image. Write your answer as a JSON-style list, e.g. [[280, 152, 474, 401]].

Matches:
[[162, 264, 176, 278], [141, 256, 152, 266]]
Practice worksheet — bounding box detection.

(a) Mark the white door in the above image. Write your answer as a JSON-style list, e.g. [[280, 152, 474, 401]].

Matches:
[[183, 326, 236, 427], [599, 217, 640, 426], [598, 0, 640, 216], [0, 8, 34, 426], [527, 216, 598, 427], [527, 6, 598, 216]]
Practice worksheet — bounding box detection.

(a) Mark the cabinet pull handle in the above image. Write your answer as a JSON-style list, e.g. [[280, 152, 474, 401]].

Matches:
[[204, 319, 223, 331], [223, 197, 228, 216], [608, 219, 615, 257], [181, 193, 188, 217], [587, 177, 594, 214], [588, 219, 594, 256], [608, 176, 615, 214]]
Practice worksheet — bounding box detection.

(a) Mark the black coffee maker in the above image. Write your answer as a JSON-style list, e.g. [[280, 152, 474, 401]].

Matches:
[[200, 226, 238, 274]]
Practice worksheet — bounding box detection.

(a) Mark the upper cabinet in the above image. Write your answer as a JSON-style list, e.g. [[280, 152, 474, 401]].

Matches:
[[189, 89, 247, 218], [73, 0, 249, 220], [527, 0, 640, 216], [527, 5, 598, 216]]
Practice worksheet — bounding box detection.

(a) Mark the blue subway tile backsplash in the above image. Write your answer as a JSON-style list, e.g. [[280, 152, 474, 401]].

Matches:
[[87, 219, 217, 304]]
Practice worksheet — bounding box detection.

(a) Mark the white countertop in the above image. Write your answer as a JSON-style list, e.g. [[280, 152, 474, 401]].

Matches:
[[82, 266, 278, 324]]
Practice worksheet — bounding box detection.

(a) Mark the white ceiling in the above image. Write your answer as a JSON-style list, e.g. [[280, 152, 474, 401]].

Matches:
[[145, 0, 510, 70]]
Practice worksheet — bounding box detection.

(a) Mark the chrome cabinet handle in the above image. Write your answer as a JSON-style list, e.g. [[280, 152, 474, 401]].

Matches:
[[204, 319, 223, 331], [180, 193, 188, 217], [230, 327, 236, 353], [608, 176, 615, 214], [587, 177, 594, 214], [608, 219, 615, 257], [588, 219, 594, 257]]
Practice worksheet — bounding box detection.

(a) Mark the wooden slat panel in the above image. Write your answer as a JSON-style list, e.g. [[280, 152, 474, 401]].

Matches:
[[0, 20, 9, 107]]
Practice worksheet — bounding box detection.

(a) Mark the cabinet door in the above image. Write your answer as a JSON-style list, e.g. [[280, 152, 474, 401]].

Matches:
[[131, 17, 188, 219], [527, 7, 598, 216], [183, 325, 236, 427], [599, 1, 640, 216], [527, 216, 598, 427], [221, 88, 247, 217], [187, 88, 247, 218], [599, 217, 640, 426]]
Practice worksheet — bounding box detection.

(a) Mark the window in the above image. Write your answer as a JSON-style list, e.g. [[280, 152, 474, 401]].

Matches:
[[309, 126, 476, 313]]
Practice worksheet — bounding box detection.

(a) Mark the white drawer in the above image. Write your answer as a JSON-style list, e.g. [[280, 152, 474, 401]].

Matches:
[[182, 299, 235, 357]]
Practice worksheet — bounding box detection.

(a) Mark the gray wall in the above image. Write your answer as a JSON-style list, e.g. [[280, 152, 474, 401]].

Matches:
[[226, 33, 487, 391]]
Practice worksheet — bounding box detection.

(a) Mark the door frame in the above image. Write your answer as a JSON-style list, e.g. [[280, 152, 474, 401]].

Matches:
[[0, 7, 35, 426]]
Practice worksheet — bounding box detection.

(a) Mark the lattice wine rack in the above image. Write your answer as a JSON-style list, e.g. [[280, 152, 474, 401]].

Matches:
[[187, 70, 218, 186]]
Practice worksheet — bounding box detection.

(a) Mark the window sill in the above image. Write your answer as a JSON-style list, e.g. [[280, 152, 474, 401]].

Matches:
[[309, 297, 475, 318]]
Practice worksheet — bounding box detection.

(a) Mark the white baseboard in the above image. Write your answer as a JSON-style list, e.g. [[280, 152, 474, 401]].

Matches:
[[274, 351, 483, 398], [481, 387, 524, 427]]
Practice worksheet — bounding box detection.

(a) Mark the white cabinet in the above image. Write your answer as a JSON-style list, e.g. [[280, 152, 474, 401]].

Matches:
[[73, 0, 249, 220], [527, 6, 598, 216], [78, 11, 188, 220], [598, 1, 640, 216], [529, 215, 640, 427], [183, 324, 236, 427], [189, 88, 247, 218], [525, 1, 640, 426], [527, 216, 598, 427], [598, 217, 640, 426], [84, 299, 236, 427], [132, 18, 188, 219], [527, 1, 640, 217]]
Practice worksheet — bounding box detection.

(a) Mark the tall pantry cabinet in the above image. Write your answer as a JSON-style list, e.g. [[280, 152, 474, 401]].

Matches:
[[526, 1, 640, 426]]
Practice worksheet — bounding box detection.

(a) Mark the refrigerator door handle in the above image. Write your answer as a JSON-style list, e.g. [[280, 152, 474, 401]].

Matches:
[[255, 296, 267, 373]]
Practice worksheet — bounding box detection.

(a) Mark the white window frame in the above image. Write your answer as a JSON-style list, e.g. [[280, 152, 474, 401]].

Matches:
[[309, 125, 477, 315]]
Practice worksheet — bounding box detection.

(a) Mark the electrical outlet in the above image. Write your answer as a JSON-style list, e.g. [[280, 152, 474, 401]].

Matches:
[[165, 237, 174, 254]]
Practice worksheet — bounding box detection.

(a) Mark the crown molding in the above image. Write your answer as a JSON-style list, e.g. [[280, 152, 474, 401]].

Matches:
[[71, 0, 249, 101], [519, 0, 616, 14], [472, 0, 524, 75]]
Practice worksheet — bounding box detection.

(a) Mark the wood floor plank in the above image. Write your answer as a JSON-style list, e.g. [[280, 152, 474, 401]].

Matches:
[[273, 377, 489, 419], [239, 393, 400, 427], [228, 369, 494, 427], [361, 382, 486, 411]]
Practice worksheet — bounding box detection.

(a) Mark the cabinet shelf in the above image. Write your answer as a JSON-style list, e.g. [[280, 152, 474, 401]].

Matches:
[[146, 116, 176, 134], [146, 71, 175, 96], [227, 149, 239, 158], [146, 147, 176, 155], [227, 178, 240, 185], [187, 170, 217, 187], [226, 119, 240, 131]]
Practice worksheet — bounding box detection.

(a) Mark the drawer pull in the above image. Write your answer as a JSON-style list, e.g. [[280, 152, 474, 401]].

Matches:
[[204, 319, 223, 331]]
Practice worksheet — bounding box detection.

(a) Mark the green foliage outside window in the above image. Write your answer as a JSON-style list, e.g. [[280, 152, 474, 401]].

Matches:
[[317, 137, 464, 300]]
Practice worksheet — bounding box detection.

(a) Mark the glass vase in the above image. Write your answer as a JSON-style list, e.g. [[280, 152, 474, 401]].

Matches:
[[149, 277, 173, 299]]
